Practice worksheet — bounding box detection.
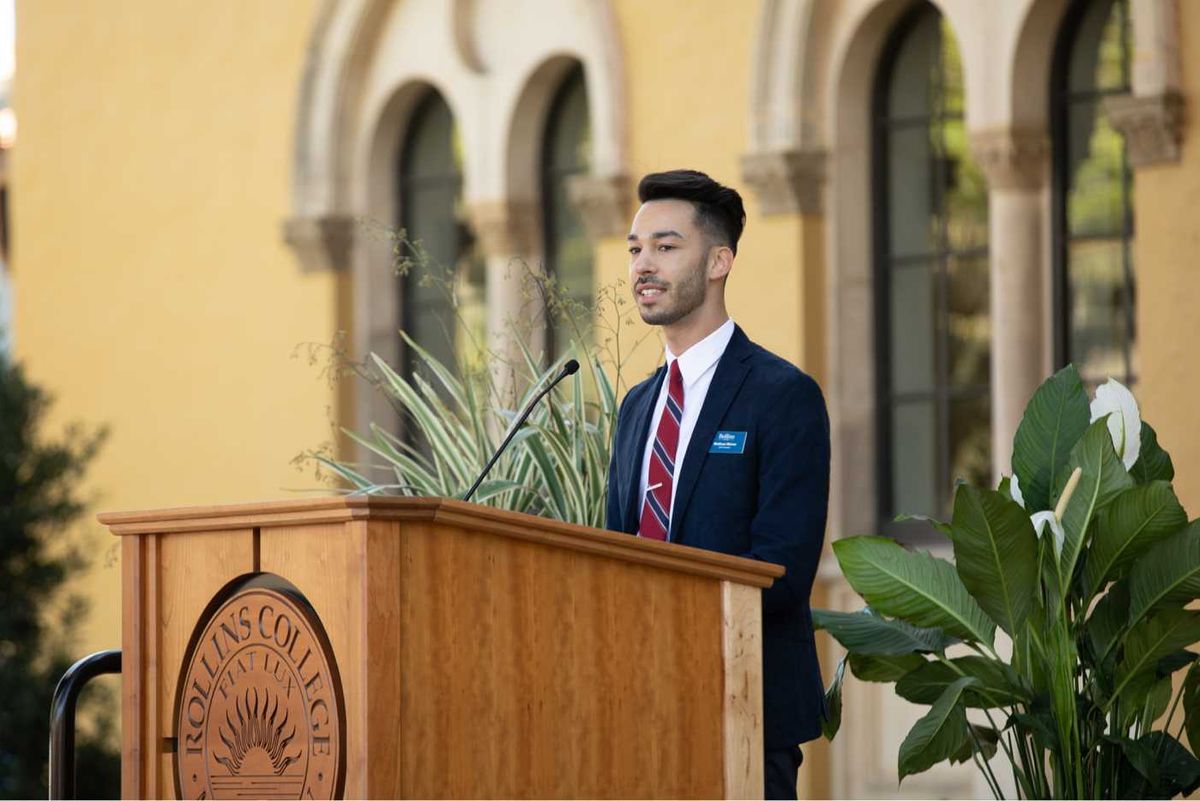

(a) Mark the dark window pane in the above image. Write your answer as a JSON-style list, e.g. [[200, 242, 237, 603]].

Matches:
[[1068, 238, 1130, 383], [947, 255, 990, 388], [542, 66, 593, 360], [887, 10, 936, 119], [892, 399, 939, 517], [404, 94, 459, 179], [404, 179, 459, 373], [875, 3, 990, 529], [939, 117, 988, 252], [889, 262, 937, 395], [949, 394, 992, 496], [1068, 0, 1127, 94], [1056, 0, 1134, 386], [938, 18, 965, 117], [887, 125, 935, 258], [545, 70, 590, 172], [398, 91, 486, 390], [1067, 103, 1126, 238]]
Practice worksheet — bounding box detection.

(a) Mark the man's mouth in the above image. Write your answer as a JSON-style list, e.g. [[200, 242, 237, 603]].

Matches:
[[637, 285, 667, 298]]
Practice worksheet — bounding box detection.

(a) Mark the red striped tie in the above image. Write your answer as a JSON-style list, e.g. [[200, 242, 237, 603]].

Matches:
[[639, 360, 684, 541]]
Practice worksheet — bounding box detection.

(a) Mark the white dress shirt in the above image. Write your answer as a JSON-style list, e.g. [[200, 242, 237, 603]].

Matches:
[[638, 318, 736, 527]]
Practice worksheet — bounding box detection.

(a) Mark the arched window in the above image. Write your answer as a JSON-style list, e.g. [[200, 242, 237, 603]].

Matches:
[[540, 64, 592, 361], [396, 90, 484, 383], [873, 3, 990, 531], [1052, 0, 1134, 388]]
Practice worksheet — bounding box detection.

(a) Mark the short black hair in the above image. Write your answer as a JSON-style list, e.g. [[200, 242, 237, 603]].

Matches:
[[637, 169, 746, 255]]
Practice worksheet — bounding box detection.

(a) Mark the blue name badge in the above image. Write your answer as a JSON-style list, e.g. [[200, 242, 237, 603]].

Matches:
[[709, 431, 747, 454]]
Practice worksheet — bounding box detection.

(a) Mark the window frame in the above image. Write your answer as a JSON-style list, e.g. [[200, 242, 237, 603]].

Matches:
[[1050, 0, 1136, 387], [538, 63, 591, 363], [871, 3, 991, 537], [395, 89, 466, 384]]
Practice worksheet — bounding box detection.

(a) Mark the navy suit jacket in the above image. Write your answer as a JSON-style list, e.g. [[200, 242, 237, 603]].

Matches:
[[605, 325, 830, 746]]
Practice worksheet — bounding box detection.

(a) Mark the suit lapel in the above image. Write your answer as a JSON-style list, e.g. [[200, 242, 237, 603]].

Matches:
[[622, 366, 666, 533], [669, 327, 753, 541]]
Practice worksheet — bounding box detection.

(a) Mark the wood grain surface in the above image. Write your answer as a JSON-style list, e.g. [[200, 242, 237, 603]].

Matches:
[[106, 499, 772, 799], [258, 523, 366, 797], [100, 496, 783, 587], [721, 580, 765, 798], [392, 518, 727, 798]]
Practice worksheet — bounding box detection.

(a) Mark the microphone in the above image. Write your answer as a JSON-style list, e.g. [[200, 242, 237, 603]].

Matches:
[[461, 358, 580, 503]]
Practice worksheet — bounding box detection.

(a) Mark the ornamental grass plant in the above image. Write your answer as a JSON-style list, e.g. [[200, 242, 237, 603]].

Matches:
[[298, 224, 651, 529]]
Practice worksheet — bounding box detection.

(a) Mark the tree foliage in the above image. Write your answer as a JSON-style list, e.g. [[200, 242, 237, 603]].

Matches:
[[0, 352, 118, 798]]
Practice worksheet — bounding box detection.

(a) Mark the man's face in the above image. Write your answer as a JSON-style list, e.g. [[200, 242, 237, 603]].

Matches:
[[626, 199, 714, 327]]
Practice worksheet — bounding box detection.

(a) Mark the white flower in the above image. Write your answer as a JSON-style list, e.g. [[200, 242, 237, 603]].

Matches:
[[1090, 378, 1141, 470], [1009, 474, 1025, 509], [1031, 510, 1065, 558]]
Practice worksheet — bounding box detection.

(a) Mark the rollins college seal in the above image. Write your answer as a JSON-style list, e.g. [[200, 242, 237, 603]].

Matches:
[[174, 574, 345, 800]]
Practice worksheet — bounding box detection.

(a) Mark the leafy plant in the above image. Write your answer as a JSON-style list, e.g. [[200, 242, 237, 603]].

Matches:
[[819, 365, 1200, 799], [0, 350, 119, 797], [301, 226, 650, 528]]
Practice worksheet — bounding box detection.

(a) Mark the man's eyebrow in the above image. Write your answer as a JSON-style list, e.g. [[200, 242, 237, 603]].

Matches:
[[626, 230, 686, 242]]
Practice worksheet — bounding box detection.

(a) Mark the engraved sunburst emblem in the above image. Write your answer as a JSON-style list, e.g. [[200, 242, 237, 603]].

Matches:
[[214, 685, 303, 776]]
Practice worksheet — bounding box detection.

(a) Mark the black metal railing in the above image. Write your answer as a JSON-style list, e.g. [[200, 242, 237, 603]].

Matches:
[[48, 649, 121, 800]]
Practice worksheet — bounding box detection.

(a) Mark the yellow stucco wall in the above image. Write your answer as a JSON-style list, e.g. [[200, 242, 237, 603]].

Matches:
[[12, 1, 328, 655], [602, 0, 811, 385], [1132, 2, 1200, 516]]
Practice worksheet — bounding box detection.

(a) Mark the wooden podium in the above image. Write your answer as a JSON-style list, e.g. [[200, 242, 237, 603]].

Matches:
[[100, 496, 783, 799]]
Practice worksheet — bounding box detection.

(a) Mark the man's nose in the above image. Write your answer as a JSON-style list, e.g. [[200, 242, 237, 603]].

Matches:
[[632, 250, 655, 275]]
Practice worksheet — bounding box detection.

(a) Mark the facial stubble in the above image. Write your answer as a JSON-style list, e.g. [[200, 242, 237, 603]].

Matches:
[[636, 250, 709, 327]]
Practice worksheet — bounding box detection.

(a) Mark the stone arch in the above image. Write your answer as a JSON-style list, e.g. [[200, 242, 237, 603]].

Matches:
[[1008, 0, 1072, 132], [356, 78, 454, 379], [284, 0, 630, 429], [505, 54, 586, 213], [286, 0, 629, 275]]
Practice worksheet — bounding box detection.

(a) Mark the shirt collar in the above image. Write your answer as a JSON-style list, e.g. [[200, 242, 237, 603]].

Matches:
[[665, 318, 735, 391]]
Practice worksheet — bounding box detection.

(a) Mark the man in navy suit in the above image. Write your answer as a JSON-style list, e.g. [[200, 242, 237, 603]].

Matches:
[[605, 170, 830, 799]]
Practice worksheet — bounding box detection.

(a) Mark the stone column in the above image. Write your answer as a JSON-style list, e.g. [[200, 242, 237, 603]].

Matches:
[[971, 129, 1051, 481], [740, 148, 828, 382], [465, 199, 540, 405], [1105, 92, 1184, 167], [566, 173, 631, 242]]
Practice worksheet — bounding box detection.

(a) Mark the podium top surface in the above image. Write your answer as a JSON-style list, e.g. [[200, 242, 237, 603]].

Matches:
[[98, 495, 785, 588]]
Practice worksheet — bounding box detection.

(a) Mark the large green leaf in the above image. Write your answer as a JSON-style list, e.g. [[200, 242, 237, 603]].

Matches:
[[896, 656, 1031, 709], [1121, 676, 1174, 732], [1106, 733, 1160, 793], [1111, 608, 1200, 705], [1058, 420, 1134, 592], [848, 653, 927, 683], [950, 724, 999, 765], [812, 608, 956, 655], [1086, 581, 1129, 665], [1183, 663, 1200, 757], [1009, 710, 1060, 749], [1083, 481, 1187, 601], [1156, 649, 1197, 677], [949, 484, 1038, 635], [1127, 519, 1200, 624], [832, 537, 995, 645], [1130, 421, 1175, 484], [822, 656, 846, 741], [1012, 365, 1090, 512], [1141, 732, 1200, 797], [897, 676, 977, 781]]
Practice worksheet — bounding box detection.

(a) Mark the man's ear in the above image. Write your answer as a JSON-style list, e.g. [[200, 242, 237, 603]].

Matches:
[[708, 245, 734, 282]]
